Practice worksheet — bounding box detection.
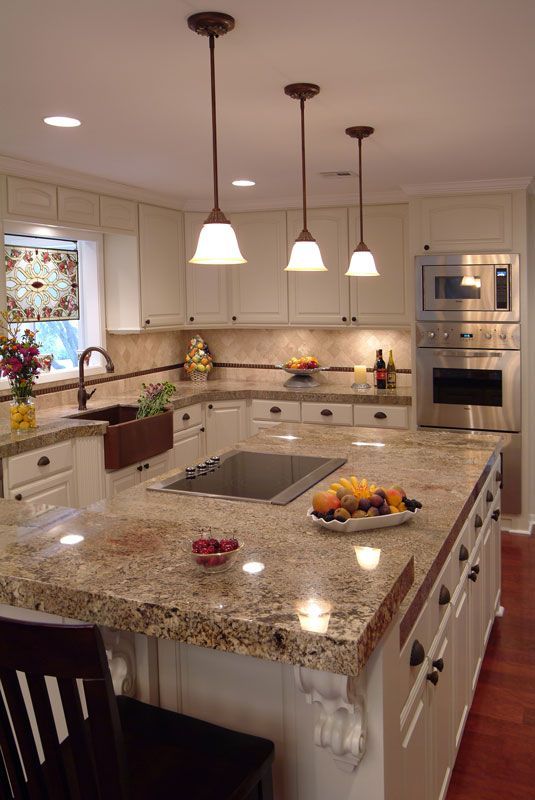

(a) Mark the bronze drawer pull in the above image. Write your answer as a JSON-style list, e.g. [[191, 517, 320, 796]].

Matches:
[[37, 456, 50, 467], [410, 639, 425, 667], [438, 585, 451, 606], [486, 490, 494, 503], [270, 406, 282, 414], [492, 509, 501, 522], [459, 544, 469, 562], [182, 413, 190, 421], [374, 411, 387, 419], [474, 514, 483, 528], [320, 409, 333, 417]]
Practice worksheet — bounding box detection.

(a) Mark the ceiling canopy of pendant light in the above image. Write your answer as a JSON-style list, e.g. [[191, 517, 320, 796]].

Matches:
[[345, 126, 379, 277], [284, 83, 327, 272], [188, 12, 246, 265]]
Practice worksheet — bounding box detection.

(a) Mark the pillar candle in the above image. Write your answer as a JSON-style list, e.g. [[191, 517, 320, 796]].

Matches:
[[353, 365, 367, 385]]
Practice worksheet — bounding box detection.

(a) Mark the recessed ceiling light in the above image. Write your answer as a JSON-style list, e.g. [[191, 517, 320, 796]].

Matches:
[[232, 179, 256, 187], [43, 116, 81, 128]]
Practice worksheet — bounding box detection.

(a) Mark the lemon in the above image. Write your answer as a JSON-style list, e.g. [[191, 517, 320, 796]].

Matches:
[[19, 421, 30, 430], [12, 412, 22, 423], [11, 421, 19, 430], [196, 364, 206, 373]]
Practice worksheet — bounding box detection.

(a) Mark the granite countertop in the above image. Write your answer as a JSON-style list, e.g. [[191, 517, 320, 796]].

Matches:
[[0, 379, 412, 458], [0, 423, 500, 676]]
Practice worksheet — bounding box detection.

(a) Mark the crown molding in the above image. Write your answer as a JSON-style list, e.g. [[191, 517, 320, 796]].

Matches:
[[401, 177, 534, 197], [185, 188, 408, 213], [0, 154, 186, 210]]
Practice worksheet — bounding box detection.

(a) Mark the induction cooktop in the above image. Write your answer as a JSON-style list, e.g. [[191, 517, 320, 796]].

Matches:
[[147, 450, 346, 505]]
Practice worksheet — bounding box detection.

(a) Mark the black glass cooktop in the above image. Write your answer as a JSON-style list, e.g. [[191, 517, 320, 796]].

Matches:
[[148, 450, 346, 505]]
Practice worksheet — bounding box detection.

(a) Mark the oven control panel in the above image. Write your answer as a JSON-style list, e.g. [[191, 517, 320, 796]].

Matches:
[[416, 322, 520, 350]]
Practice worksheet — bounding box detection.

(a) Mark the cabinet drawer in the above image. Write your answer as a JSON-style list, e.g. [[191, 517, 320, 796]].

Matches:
[[6, 441, 73, 489], [451, 519, 472, 595], [301, 402, 353, 426], [173, 404, 202, 432], [399, 607, 431, 711], [251, 399, 300, 422], [353, 405, 408, 429], [427, 554, 454, 647]]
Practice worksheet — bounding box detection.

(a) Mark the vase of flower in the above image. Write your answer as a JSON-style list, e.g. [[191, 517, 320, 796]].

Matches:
[[0, 312, 42, 434]]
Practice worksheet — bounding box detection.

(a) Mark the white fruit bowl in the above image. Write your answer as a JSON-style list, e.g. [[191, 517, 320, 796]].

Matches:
[[276, 364, 327, 388], [307, 507, 419, 532]]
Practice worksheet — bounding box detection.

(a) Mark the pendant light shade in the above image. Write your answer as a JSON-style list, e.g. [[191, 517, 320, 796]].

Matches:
[[188, 12, 246, 265], [284, 83, 327, 272], [345, 126, 379, 277]]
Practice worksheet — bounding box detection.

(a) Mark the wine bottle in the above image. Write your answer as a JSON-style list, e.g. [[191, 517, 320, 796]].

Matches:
[[387, 349, 396, 389], [375, 349, 387, 390]]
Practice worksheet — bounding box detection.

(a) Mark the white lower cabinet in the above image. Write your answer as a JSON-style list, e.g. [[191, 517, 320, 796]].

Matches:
[[3, 440, 77, 507], [7, 471, 76, 506], [301, 402, 353, 426], [353, 404, 409, 429], [173, 425, 206, 469], [105, 451, 172, 498], [398, 458, 501, 800], [205, 400, 247, 453]]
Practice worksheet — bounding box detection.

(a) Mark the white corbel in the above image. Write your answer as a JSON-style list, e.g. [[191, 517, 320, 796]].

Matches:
[[294, 666, 366, 772], [102, 628, 136, 697]]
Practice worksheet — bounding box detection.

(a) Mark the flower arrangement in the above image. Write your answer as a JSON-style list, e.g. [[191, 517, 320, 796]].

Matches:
[[136, 381, 175, 419], [0, 311, 41, 400]]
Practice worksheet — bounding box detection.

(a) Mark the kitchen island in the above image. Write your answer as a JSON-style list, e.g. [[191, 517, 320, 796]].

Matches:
[[0, 423, 502, 800]]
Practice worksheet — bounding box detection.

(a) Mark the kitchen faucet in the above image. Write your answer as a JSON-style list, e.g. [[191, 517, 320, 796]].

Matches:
[[77, 347, 115, 410]]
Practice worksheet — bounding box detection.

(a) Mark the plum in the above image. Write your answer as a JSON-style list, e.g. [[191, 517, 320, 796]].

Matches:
[[367, 507, 379, 517], [378, 503, 391, 515], [341, 495, 359, 514], [358, 498, 372, 512], [370, 494, 384, 508], [375, 488, 387, 500]]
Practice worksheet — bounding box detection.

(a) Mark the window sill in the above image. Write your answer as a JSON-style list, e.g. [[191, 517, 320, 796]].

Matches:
[[0, 366, 108, 394]]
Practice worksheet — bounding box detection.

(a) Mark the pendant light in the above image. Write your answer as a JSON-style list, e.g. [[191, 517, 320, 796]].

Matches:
[[284, 83, 327, 272], [345, 126, 379, 277], [188, 12, 246, 265]]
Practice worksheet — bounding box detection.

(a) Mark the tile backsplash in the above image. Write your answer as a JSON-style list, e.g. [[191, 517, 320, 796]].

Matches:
[[194, 327, 412, 386]]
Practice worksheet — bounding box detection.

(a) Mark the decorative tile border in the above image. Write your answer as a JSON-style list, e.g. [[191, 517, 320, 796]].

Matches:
[[213, 362, 412, 374]]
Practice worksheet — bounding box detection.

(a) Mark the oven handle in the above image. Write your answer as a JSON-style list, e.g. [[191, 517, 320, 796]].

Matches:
[[434, 351, 503, 358]]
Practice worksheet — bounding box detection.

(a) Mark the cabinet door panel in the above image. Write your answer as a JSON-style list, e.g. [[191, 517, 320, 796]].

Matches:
[[420, 194, 513, 252], [287, 208, 349, 325], [230, 211, 288, 324], [106, 464, 139, 498], [452, 588, 470, 752], [7, 177, 57, 221], [140, 451, 171, 482], [58, 187, 99, 226], [100, 196, 137, 232], [206, 401, 246, 453], [173, 426, 205, 469], [139, 204, 185, 328], [8, 471, 76, 506], [429, 620, 453, 800], [401, 694, 428, 800], [184, 212, 230, 325], [349, 204, 410, 324]]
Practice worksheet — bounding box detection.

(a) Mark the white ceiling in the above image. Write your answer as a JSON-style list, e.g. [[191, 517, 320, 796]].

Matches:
[[1, 0, 534, 211]]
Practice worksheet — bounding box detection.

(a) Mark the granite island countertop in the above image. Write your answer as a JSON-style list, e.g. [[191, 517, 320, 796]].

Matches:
[[0, 379, 411, 458], [0, 423, 500, 677]]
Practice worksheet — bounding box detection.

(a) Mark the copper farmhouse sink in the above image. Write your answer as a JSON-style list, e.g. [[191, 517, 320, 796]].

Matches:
[[68, 405, 173, 470]]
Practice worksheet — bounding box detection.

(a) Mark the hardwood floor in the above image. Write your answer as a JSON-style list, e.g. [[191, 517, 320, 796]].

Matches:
[[446, 532, 535, 800]]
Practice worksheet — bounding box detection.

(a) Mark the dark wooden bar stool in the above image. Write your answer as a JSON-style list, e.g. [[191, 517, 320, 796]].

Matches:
[[0, 616, 274, 800]]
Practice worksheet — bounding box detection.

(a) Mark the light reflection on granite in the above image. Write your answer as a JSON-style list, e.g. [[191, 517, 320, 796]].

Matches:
[[0, 379, 411, 457], [0, 424, 500, 676]]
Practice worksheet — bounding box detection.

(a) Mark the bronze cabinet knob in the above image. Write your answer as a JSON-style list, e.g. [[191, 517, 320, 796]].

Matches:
[[14, 494, 22, 501], [438, 585, 451, 606], [145, 319, 150, 325], [208, 404, 213, 410], [137, 465, 143, 472], [410, 639, 425, 667], [182, 413, 190, 421], [432, 658, 444, 672], [426, 670, 439, 685], [492, 509, 501, 521]]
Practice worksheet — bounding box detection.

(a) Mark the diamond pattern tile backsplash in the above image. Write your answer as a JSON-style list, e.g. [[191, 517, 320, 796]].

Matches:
[[193, 327, 412, 386]]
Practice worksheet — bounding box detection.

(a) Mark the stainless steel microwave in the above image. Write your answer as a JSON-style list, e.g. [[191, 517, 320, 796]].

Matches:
[[416, 253, 519, 322]]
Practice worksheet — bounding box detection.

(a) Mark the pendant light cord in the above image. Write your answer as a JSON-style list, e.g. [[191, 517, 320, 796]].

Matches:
[[358, 136, 363, 245], [209, 34, 219, 211], [300, 98, 308, 232]]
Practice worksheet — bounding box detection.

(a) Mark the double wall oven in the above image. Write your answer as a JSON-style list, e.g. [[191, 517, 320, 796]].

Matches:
[[416, 254, 521, 514]]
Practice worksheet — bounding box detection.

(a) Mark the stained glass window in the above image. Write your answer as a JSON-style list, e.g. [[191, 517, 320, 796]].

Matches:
[[4, 245, 79, 322]]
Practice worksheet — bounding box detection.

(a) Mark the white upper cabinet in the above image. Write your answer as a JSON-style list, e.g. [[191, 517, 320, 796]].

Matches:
[[100, 196, 138, 232], [349, 203, 411, 325], [184, 212, 231, 325], [58, 187, 100, 227], [7, 177, 57, 221], [229, 211, 288, 325], [139, 204, 186, 329], [287, 207, 350, 326], [415, 193, 513, 252]]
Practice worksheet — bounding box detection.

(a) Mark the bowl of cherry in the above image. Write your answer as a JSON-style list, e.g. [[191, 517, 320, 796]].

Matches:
[[190, 537, 243, 574]]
